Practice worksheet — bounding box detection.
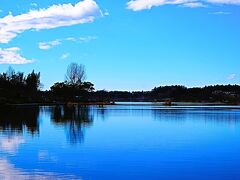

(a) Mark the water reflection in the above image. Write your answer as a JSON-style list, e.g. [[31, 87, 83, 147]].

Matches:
[[0, 136, 25, 154], [0, 158, 77, 180], [152, 108, 240, 124], [1, 105, 240, 179], [1, 105, 240, 145], [51, 105, 94, 144], [94, 106, 240, 125], [0, 106, 40, 135], [96, 107, 107, 120]]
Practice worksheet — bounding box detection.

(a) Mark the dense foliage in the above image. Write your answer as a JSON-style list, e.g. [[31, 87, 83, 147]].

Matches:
[[49, 81, 94, 102], [0, 67, 41, 104]]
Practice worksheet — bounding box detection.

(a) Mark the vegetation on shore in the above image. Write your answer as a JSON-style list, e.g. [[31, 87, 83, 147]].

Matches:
[[1, 63, 240, 105], [0, 67, 41, 104]]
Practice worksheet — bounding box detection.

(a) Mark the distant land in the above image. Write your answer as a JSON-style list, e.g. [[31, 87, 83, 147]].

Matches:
[[1, 64, 240, 105]]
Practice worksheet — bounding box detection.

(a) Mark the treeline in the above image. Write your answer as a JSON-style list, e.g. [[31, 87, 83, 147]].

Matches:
[[39, 85, 240, 104], [84, 85, 240, 103], [1, 64, 240, 105], [0, 67, 41, 104]]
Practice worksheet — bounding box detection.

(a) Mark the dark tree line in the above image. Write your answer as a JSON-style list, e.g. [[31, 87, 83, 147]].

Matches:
[[0, 67, 41, 104], [0, 63, 95, 104], [1, 63, 240, 104], [87, 85, 240, 104], [150, 85, 240, 103]]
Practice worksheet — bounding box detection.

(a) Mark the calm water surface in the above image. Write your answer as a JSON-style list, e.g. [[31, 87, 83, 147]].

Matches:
[[1, 105, 240, 179]]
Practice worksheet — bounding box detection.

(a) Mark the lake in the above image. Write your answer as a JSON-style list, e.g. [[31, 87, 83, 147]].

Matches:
[[1, 104, 240, 179]]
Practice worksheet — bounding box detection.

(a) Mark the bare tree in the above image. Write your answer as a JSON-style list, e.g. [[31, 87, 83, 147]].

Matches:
[[6, 66, 15, 81], [65, 63, 86, 85]]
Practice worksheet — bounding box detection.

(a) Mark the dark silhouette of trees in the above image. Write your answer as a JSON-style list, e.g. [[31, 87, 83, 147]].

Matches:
[[151, 85, 188, 101], [1, 65, 240, 104], [0, 67, 41, 104], [26, 70, 41, 92], [86, 85, 240, 104], [50, 63, 94, 102], [149, 85, 240, 103]]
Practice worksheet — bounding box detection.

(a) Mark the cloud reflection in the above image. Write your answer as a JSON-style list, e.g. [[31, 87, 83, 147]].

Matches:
[[0, 158, 78, 180], [0, 136, 25, 154]]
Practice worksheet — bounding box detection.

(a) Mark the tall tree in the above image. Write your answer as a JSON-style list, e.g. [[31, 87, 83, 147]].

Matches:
[[26, 70, 41, 91], [65, 63, 86, 85]]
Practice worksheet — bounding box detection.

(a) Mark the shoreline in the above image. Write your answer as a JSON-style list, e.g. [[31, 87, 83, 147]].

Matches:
[[2, 101, 240, 107]]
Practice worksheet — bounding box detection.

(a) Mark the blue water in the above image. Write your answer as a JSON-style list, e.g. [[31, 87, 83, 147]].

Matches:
[[1, 105, 240, 179]]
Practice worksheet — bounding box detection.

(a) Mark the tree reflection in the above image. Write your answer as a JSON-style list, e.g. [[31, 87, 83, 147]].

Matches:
[[0, 106, 40, 135], [96, 106, 107, 120], [51, 105, 93, 144], [152, 107, 240, 124]]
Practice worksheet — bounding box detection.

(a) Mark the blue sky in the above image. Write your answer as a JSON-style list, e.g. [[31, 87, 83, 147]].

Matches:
[[0, 0, 240, 91]]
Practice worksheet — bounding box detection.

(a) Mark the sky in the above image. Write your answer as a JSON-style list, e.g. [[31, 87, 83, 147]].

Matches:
[[0, 0, 240, 91]]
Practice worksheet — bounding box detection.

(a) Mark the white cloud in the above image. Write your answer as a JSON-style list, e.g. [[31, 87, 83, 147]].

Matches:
[[0, 47, 33, 64], [228, 74, 236, 80], [104, 10, 110, 16], [206, 0, 240, 4], [0, 0, 103, 44], [78, 36, 98, 42], [64, 36, 97, 42], [127, 0, 192, 11], [210, 11, 232, 15], [39, 40, 61, 50], [39, 36, 97, 50], [126, 0, 240, 11], [61, 53, 70, 59], [182, 2, 206, 7], [30, 3, 38, 7], [65, 37, 77, 41]]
